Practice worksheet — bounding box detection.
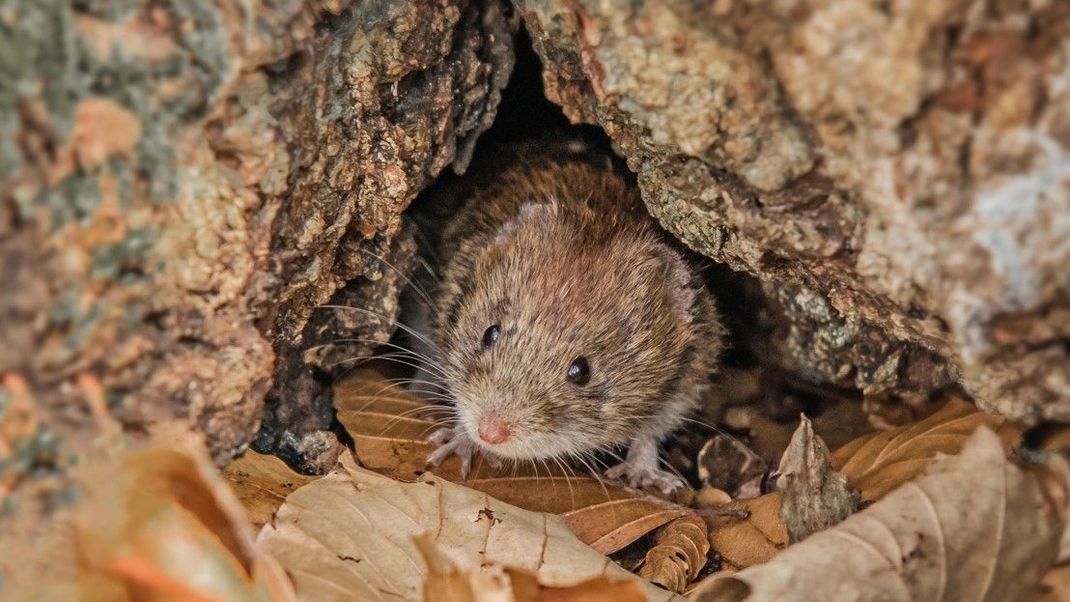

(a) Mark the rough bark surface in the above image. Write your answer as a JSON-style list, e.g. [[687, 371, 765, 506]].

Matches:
[[1, 0, 515, 463], [517, 0, 1070, 422], [4, 0, 1069, 476]]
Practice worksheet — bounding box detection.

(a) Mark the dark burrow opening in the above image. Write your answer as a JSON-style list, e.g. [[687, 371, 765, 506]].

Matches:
[[257, 26, 878, 486]]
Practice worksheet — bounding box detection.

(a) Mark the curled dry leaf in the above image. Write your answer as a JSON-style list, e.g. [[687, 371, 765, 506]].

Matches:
[[560, 495, 692, 555], [256, 453, 684, 602], [223, 451, 318, 529], [75, 436, 295, 601], [415, 533, 648, 602], [832, 396, 1022, 502], [693, 428, 1064, 602], [776, 415, 858, 543], [636, 513, 710, 593], [335, 372, 707, 568]]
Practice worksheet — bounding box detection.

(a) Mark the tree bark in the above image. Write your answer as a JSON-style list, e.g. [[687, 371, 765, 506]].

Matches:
[[518, 0, 1070, 423], [1, 0, 516, 464]]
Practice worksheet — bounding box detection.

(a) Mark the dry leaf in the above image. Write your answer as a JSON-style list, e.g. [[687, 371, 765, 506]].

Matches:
[[335, 372, 706, 566], [223, 451, 318, 529], [697, 433, 768, 500], [693, 428, 1064, 602], [832, 396, 1022, 502], [1042, 563, 1070, 602], [334, 374, 450, 479], [776, 415, 858, 542], [637, 513, 709, 593], [256, 453, 684, 602], [561, 496, 692, 555], [75, 436, 295, 601], [706, 493, 788, 572], [416, 533, 648, 602]]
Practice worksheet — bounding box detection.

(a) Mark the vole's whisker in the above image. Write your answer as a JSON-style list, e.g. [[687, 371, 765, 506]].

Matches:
[[360, 248, 438, 310], [313, 337, 446, 376], [315, 305, 438, 351], [550, 455, 576, 510], [325, 353, 446, 377], [676, 415, 731, 437], [415, 418, 459, 438], [371, 415, 456, 438], [369, 376, 450, 397], [414, 255, 440, 284], [574, 451, 613, 507]]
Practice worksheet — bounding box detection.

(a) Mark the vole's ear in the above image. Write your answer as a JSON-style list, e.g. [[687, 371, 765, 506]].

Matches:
[[651, 242, 696, 323], [493, 201, 558, 246]]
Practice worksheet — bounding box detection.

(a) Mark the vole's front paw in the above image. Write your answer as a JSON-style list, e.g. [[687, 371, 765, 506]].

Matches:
[[605, 461, 685, 495], [427, 427, 475, 477], [426, 427, 502, 478]]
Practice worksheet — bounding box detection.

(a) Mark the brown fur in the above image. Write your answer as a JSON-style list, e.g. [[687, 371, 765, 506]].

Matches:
[[425, 142, 724, 462]]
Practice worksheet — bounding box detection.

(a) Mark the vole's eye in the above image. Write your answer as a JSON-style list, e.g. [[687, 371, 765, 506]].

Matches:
[[482, 324, 501, 349], [566, 357, 591, 386]]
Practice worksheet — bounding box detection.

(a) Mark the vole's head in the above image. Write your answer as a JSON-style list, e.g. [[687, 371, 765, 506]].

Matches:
[[436, 202, 700, 461]]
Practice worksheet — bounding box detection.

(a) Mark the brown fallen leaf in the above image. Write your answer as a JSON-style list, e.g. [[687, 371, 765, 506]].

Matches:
[[223, 451, 318, 529], [334, 373, 451, 479], [692, 428, 1064, 601], [776, 415, 858, 542], [75, 436, 295, 601], [832, 396, 1022, 502], [256, 453, 684, 601], [1042, 563, 1070, 602], [416, 533, 648, 602], [637, 513, 710, 593], [561, 495, 691, 555], [335, 371, 707, 573], [706, 493, 788, 572]]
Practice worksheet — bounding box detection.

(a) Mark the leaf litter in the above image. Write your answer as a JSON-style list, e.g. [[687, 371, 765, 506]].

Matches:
[[256, 453, 685, 602], [692, 428, 1067, 601], [28, 369, 1068, 601], [708, 395, 1027, 572]]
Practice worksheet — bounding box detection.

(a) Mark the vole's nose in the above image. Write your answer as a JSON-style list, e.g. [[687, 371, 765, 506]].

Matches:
[[477, 419, 512, 444]]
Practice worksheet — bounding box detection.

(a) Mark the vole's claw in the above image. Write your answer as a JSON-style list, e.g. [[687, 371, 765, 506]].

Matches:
[[427, 427, 454, 446], [426, 427, 476, 479], [607, 434, 686, 495], [605, 461, 684, 494]]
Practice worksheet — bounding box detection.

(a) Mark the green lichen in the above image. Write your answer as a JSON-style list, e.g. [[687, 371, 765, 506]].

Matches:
[[0, 424, 59, 485], [62, 298, 104, 354], [89, 227, 156, 279], [104, 387, 123, 409], [2, 0, 238, 226], [37, 172, 100, 228], [49, 484, 81, 508]]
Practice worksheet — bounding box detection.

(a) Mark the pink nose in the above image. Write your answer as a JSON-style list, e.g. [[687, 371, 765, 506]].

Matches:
[[477, 420, 512, 444]]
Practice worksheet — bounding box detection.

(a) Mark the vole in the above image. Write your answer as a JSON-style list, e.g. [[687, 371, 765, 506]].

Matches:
[[413, 138, 724, 493]]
